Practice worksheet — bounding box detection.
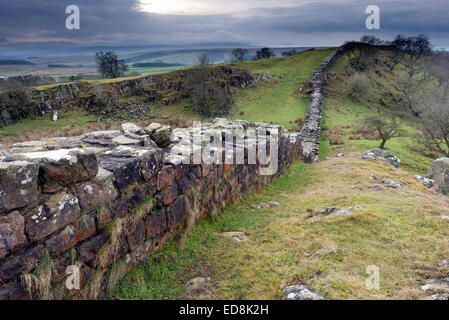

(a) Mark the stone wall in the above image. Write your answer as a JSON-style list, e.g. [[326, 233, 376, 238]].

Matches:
[[299, 46, 347, 163], [0, 118, 302, 300]]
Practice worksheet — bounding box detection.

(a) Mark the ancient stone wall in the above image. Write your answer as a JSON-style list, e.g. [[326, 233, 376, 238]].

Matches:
[[299, 46, 348, 163], [0, 118, 302, 300]]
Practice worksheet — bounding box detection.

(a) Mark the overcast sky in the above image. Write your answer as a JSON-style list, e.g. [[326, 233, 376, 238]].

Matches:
[[0, 0, 448, 49]]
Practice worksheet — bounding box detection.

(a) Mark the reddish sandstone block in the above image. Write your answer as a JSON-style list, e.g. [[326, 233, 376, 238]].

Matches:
[[74, 168, 118, 213], [46, 215, 96, 257], [0, 281, 28, 300], [155, 184, 178, 206], [144, 210, 166, 237], [16, 149, 98, 193], [126, 222, 145, 250], [166, 196, 186, 230], [24, 192, 81, 242], [77, 232, 109, 263], [156, 165, 175, 190]]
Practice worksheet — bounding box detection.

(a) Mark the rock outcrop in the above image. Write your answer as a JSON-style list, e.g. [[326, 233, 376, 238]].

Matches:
[[427, 158, 449, 194], [0, 66, 264, 128]]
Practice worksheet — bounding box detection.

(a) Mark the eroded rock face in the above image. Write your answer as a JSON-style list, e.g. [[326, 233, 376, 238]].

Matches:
[[0, 161, 39, 213], [427, 158, 449, 194], [24, 192, 81, 242]]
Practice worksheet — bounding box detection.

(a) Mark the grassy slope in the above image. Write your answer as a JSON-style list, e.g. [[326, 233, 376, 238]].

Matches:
[[114, 154, 449, 300], [229, 49, 334, 128], [321, 49, 436, 175], [113, 47, 449, 300]]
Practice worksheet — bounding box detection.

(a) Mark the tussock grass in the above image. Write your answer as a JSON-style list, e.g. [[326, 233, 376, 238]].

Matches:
[[113, 155, 449, 300], [21, 249, 56, 300]]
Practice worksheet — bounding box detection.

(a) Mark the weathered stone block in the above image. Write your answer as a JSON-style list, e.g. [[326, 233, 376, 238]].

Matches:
[[121, 123, 145, 135], [151, 125, 172, 147], [156, 165, 175, 190], [0, 281, 28, 300], [0, 161, 38, 213], [177, 174, 196, 195], [127, 222, 145, 250], [74, 168, 118, 213], [97, 197, 128, 229], [0, 211, 28, 260], [24, 192, 80, 242], [155, 184, 178, 206], [144, 210, 166, 237], [77, 232, 109, 263], [46, 215, 96, 257], [0, 244, 44, 282], [167, 196, 186, 230], [13, 148, 98, 193], [99, 156, 142, 192]]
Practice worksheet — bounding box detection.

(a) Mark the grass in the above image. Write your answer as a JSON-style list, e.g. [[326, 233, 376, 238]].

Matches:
[[229, 49, 335, 128], [113, 154, 449, 300]]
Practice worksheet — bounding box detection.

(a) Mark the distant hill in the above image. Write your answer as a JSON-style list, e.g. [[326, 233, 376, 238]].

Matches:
[[0, 59, 34, 65]]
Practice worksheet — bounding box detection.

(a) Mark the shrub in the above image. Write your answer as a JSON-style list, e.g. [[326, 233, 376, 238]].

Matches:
[[185, 68, 232, 116], [347, 72, 371, 101]]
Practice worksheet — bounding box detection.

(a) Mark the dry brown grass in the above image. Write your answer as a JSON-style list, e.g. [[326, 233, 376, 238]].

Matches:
[[326, 126, 344, 145]]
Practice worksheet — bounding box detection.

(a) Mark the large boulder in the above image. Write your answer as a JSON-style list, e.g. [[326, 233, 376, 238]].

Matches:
[[427, 158, 449, 194]]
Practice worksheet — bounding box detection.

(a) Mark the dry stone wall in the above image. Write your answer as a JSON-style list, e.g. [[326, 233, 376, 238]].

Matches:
[[299, 46, 347, 163], [0, 118, 302, 300]]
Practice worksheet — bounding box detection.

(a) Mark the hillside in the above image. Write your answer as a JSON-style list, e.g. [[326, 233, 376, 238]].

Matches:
[[113, 153, 449, 300], [1, 46, 448, 300], [111, 46, 449, 299]]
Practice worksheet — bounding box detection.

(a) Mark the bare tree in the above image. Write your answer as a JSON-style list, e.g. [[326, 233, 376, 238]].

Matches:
[[95, 51, 128, 79], [390, 34, 433, 116], [196, 53, 210, 66], [418, 86, 449, 156], [231, 48, 248, 62], [429, 49, 449, 87], [364, 114, 401, 149], [360, 35, 384, 45]]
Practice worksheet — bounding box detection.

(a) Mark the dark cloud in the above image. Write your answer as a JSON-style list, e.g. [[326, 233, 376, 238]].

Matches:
[[0, 0, 448, 49]]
